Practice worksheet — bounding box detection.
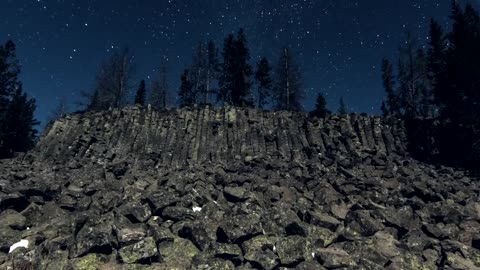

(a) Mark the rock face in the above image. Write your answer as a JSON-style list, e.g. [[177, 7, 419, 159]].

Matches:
[[33, 105, 407, 167], [0, 106, 479, 270]]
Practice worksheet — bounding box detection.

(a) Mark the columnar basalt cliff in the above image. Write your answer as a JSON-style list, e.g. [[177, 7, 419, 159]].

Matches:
[[1, 107, 479, 270], [35, 106, 406, 167]]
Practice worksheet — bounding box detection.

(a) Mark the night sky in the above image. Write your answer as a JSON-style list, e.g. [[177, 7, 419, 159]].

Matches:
[[1, 0, 463, 130]]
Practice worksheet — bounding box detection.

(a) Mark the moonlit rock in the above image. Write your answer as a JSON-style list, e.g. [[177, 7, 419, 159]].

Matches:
[[9, 239, 29, 254], [192, 206, 202, 212]]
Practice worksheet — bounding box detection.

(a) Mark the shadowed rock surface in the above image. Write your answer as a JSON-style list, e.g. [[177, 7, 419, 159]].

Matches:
[[0, 106, 479, 270]]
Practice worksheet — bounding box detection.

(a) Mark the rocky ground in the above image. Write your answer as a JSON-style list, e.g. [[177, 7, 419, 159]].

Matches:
[[0, 107, 479, 269]]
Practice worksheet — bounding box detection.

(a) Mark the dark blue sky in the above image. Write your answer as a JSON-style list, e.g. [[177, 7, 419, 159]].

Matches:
[[1, 0, 460, 129]]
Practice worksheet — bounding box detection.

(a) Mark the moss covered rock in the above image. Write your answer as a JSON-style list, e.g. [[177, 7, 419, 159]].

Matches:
[[158, 237, 199, 268], [70, 253, 107, 270], [119, 237, 158, 264]]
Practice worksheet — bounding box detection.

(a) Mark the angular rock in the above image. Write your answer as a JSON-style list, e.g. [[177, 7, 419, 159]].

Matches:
[[315, 247, 357, 269], [119, 236, 158, 264], [307, 211, 341, 231], [275, 235, 311, 265], [114, 224, 147, 247], [211, 242, 242, 261], [239, 234, 280, 269], [117, 202, 152, 223], [158, 237, 199, 267], [385, 253, 434, 270], [70, 253, 108, 270], [144, 191, 180, 215], [178, 222, 214, 251], [161, 206, 195, 221], [330, 201, 349, 220], [190, 253, 236, 270], [1, 211, 27, 230], [345, 210, 384, 237], [223, 186, 250, 202], [296, 260, 327, 270], [0, 227, 22, 254], [218, 211, 263, 243], [72, 221, 115, 257]]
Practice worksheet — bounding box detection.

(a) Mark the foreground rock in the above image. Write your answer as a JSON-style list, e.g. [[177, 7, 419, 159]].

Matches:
[[0, 106, 478, 269]]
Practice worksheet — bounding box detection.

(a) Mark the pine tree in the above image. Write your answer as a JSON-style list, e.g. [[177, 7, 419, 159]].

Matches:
[[432, 1, 480, 171], [218, 34, 235, 104], [183, 40, 220, 106], [179, 69, 195, 107], [86, 48, 133, 110], [310, 92, 330, 118], [0, 40, 39, 158], [436, 1, 480, 121], [381, 58, 399, 116], [0, 40, 19, 111], [380, 101, 388, 116], [218, 29, 254, 107], [255, 57, 272, 109], [1, 84, 39, 158], [0, 40, 20, 135], [150, 64, 168, 110], [205, 40, 220, 105], [427, 19, 447, 92], [190, 42, 207, 106], [231, 28, 254, 107], [273, 47, 304, 111], [134, 80, 146, 106], [338, 97, 347, 115]]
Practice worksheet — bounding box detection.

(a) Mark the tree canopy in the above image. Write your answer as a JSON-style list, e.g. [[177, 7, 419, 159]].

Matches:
[[0, 40, 39, 158]]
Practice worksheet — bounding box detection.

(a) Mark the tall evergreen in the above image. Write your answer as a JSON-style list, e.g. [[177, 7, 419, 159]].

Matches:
[[231, 28, 254, 107], [380, 1, 480, 173], [273, 47, 304, 111], [427, 19, 447, 92], [432, 1, 480, 170], [2, 85, 39, 156], [381, 58, 399, 116], [218, 34, 235, 104], [380, 101, 388, 116], [310, 92, 330, 118], [0, 40, 39, 158], [179, 69, 195, 107], [134, 80, 146, 106], [254, 57, 272, 109], [150, 64, 168, 110], [218, 29, 254, 107], [436, 1, 480, 121], [205, 40, 220, 105], [338, 97, 347, 115], [0, 41, 19, 113], [184, 40, 220, 106], [190, 42, 207, 106]]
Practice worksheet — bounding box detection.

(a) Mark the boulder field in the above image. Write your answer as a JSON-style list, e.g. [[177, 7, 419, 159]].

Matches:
[[0, 106, 479, 269]]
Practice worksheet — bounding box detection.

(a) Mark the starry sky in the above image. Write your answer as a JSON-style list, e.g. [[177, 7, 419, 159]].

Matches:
[[1, 0, 467, 129]]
